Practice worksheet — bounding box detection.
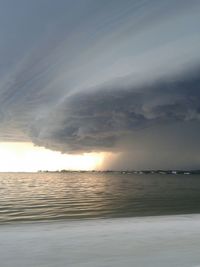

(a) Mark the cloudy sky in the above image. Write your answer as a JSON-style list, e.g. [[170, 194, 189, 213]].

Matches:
[[0, 0, 200, 170]]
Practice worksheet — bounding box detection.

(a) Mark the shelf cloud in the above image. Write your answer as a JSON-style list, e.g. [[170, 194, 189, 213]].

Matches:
[[0, 0, 200, 168]]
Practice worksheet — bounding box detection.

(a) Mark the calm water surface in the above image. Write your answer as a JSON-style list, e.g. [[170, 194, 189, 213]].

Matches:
[[0, 172, 200, 224]]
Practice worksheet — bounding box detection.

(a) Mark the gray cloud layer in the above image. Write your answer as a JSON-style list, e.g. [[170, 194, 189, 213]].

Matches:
[[0, 0, 200, 168], [29, 68, 200, 153]]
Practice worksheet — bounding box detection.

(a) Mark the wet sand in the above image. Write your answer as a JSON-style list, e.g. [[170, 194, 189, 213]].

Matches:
[[1, 214, 200, 267]]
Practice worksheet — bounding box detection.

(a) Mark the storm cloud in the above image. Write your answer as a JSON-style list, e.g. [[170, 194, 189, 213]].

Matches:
[[28, 68, 200, 154], [0, 0, 200, 168]]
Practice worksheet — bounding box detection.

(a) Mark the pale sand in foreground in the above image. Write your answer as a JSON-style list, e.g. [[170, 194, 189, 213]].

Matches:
[[1, 215, 200, 267]]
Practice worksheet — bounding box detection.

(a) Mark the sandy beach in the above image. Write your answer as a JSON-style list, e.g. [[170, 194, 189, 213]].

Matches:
[[1, 214, 200, 267]]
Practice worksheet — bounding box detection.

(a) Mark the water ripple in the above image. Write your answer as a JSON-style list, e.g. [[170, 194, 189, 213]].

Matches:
[[0, 172, 200, 223]]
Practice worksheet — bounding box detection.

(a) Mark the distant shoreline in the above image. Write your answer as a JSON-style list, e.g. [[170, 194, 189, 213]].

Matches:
[[38, 169, 200, 175], [1, 170, 200, 175]]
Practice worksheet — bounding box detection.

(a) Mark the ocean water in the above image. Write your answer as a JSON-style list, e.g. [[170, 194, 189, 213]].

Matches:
[[1, 172, 200, 224]]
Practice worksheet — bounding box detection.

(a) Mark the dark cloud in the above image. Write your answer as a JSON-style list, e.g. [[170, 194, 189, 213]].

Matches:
[[0, 0, 200, 168], [1, 64, 200, 157], [103, 121, 200, 170], [27, 68, 200, 154]]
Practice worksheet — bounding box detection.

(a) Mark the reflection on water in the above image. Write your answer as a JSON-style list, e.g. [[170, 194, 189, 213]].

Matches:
[[0, 172, 200, 223]]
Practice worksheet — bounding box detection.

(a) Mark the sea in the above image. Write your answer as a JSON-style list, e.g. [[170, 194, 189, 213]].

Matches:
[[1, 171, 200, 224]]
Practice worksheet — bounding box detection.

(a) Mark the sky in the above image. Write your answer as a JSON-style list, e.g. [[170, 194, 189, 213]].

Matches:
[[0, 0, 200, 171]]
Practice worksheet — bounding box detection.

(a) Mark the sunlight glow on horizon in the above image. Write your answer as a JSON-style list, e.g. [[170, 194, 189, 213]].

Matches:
[[0, 142, 104, 172]]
